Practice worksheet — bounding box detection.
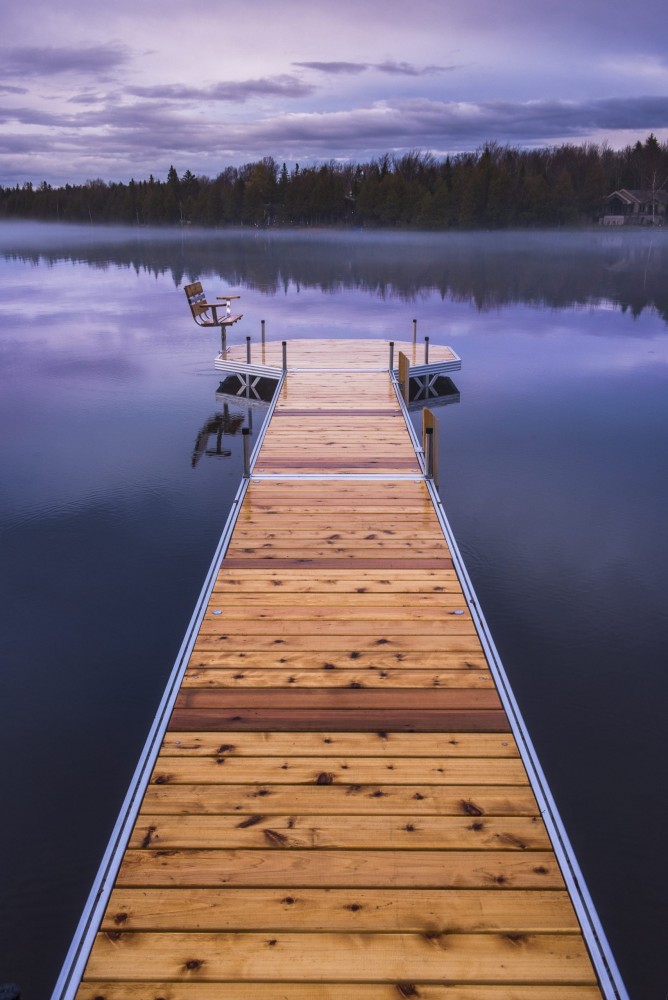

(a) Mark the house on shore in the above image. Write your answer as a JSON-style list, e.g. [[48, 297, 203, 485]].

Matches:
[[601, 188, 667, 225]]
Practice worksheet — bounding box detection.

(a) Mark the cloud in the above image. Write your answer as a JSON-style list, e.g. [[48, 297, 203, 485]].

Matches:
[[200, 96, 668, 154], [375, 60, 453, 76], [294, 60, 456, 77], [293, 61, 369, 75], [68, 92, 107, 106], [126, 75, 316, 103], [0, 43, 130, 78], [0, 84, 28, 95]]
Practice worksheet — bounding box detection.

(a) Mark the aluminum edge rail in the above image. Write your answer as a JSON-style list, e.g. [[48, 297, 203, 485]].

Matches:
[[51, 372, 286, 1000], [390, 367, 629, 1000]]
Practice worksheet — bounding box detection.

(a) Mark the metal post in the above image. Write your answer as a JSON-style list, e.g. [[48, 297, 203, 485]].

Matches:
[[242, 427, 251, 478], [282, 340, 287, 371], [412, 318, 417, 343], [261, 319, 266, 345], [221, 327, 227, 354], [425, 336, 430, 364], [425, 426, 434, 479], [246, 336, 251, 364], [389, 341, 395, 372]]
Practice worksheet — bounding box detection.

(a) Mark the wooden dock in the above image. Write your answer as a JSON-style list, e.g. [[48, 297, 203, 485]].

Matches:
[[56, 339, 626, 999]]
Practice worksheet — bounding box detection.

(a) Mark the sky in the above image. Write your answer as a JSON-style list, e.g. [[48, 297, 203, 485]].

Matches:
[[1, 0, 668, 186]]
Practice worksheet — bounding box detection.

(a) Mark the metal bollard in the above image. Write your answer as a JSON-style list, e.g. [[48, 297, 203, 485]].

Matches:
[[246, 336, 251, 364], [425, 427, 434, 479], [242, 427, 251, 478], [261, 319, 266, 345], [412, 318, 417, 343], [425, 336, 430, 364], [389, 341, 395, 372], [282, 340, 287, 371]]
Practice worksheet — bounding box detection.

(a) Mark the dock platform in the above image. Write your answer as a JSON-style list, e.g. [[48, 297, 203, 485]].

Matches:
[[55, 339, 626, 999]]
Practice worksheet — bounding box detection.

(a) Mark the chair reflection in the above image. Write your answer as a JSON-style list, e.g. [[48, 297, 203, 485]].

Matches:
[[191, 404, 244, 468]]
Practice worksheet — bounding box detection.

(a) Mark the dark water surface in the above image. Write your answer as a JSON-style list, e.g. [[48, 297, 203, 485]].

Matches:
[[1, 222, 667, 998]]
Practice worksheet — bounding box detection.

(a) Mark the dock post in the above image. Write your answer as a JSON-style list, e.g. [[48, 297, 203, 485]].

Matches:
[[246, 336, 252, 364], [412, 318, 417, 343], [389, 341, 395, 372], [425, 427, 434, 478], [425, 336, 430, 364], [242, 427, 251, 478], [221, 327, 227, 354], [261, 319, 265, 345], [282, 340, 287, 371], [422, 407, 438, 486]]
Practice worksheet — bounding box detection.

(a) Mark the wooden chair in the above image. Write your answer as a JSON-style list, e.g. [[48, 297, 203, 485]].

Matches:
[[184, 281, 243, 351]]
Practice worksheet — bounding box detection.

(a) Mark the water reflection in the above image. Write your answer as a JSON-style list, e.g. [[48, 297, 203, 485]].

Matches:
[[190, 407, 242, 467], [408, 373, 460, 408], [2, 222, 668, 324]]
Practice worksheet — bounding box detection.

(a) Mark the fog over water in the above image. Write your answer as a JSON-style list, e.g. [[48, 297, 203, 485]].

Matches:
[[1, 222, 667, 999]]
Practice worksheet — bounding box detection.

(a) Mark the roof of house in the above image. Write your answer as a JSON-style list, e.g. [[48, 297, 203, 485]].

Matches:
[[605, 188, 668, 206]]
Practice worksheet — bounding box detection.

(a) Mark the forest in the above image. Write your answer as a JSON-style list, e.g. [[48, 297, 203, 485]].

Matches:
[[1, 135, 666, 229]]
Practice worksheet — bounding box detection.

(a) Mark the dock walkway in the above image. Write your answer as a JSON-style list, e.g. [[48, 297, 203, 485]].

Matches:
[[58, 339, 624, 999]]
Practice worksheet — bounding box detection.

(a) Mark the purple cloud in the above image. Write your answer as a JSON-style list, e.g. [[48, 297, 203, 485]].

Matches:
[[294, 60, 455, 77], [0, 43, 130, 78], [126, 75, 315, 103], [293, 61, 369, 75], [375, 60, 451, 76]]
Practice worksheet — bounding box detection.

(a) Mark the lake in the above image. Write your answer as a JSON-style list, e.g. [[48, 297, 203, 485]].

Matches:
[[1, 222, 667, 999]]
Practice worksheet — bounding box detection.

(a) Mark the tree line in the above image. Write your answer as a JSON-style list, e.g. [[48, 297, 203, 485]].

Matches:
[[1, 135, 666, 229]]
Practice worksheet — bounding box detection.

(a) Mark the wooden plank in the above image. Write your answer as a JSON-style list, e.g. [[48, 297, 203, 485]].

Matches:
[[192, 636, 483, 652], [212, 578, 464, 594], [148, 756, 525, 786], [101, 886, 578, 932], [199, 610, 473, 629], [219, 560, 455, 570], [83, 931, 594, 982], [210, 589, 467, 601], [196, 621, 476, 636], [248, 482, 427, 494], [253, 466, 422, 474], [128, 814, 550, 850], [118, 849, 563, 888], [182, 668, 493, 688], [159, 732, 520, 757], [201, 607, 469, 621], [224, 546, 454, 561], [175, 690, 501, 709], [141, 784, 538, 815], [187, 652, 489, 671], [228, 532, 449, 543], [78, 984, 602, 1000], [168, 708, 511, 732]]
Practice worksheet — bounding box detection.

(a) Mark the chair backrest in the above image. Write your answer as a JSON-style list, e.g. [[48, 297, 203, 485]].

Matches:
[[184, 281, 211, 323]]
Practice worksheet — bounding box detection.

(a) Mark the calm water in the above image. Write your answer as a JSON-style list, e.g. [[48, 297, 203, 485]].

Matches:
[[1, 222, 667, 998]]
